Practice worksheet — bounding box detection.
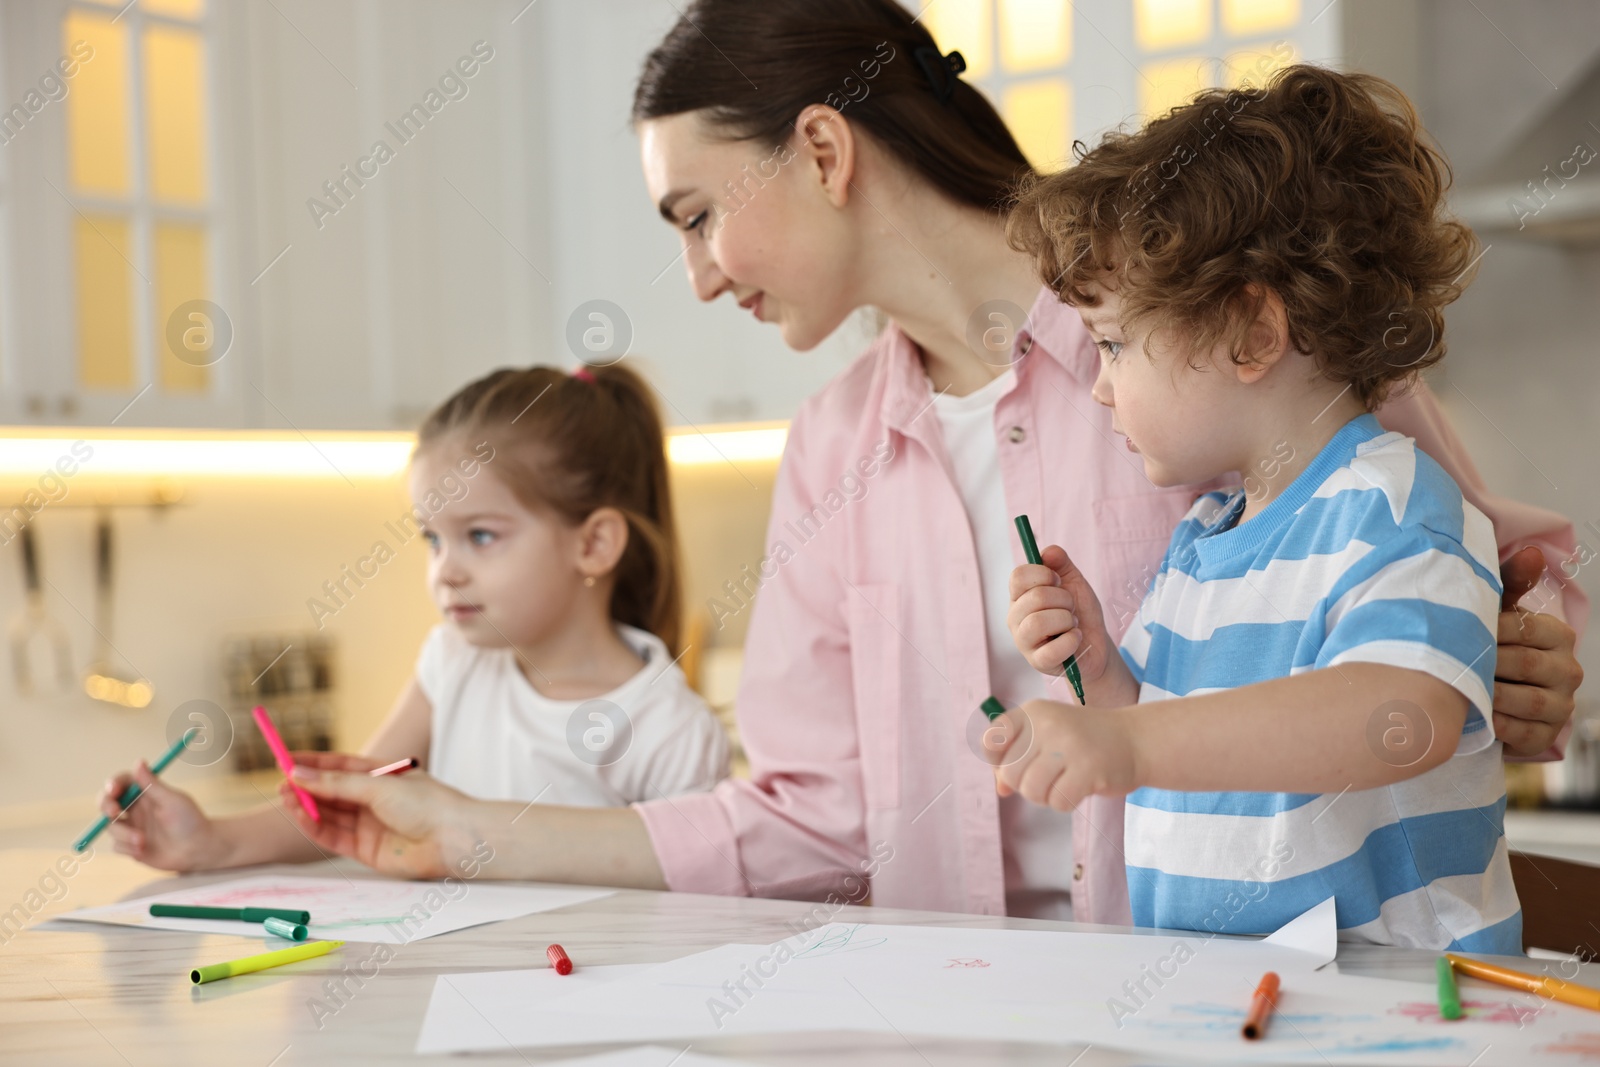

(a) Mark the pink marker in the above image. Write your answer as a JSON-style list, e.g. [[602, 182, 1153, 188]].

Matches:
[[369, 757, 418, 777], [252, 705, 321, 822]]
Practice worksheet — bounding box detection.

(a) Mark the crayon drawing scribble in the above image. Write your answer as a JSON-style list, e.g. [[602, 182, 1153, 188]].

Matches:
[[1538, 1031, 1600, 1060], [1136, 1000, 1470, 1055], [792, 923, 888, 959], [1394, 998, 1542, 1026]]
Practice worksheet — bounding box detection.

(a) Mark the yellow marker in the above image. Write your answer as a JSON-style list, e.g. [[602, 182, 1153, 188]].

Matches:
[[1446, 953, 1600, 1013], [190, 939, 343, 984]]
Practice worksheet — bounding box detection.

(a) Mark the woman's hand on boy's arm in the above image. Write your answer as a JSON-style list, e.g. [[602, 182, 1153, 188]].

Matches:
[[1007, 543, 1139, 705], [989, 665, 1475, 810], [1495, 546, 1583, 760]]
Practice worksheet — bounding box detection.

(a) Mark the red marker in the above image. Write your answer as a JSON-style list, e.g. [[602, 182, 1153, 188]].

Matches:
[[547, 943, 572, 975], [369, 758, 418, 777]]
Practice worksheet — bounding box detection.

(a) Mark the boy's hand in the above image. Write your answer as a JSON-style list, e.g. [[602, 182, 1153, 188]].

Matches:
[[988, 699, 1141, 811], [1008, 544, 1114, 682], [102, 763, 227, 870]]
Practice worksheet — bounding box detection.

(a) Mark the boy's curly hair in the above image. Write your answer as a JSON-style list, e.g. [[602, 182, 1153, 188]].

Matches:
[[1007, 64, 1479, 408]]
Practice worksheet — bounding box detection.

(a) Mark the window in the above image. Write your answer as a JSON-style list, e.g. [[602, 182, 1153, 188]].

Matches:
[[64, 0, 212, 398], [1134, 0, 1301, 117], [918, 0, 1321, 173], [925, 0, 1073, 171]]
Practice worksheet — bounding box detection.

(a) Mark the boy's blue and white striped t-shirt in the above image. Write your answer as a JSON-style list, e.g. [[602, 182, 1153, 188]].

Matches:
[[1121, 413, 1520, 954]]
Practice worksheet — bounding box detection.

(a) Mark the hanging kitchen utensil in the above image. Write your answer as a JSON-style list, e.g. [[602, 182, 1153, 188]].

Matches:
[[9, 523, 73, 694], [84, 510, 153, 708]]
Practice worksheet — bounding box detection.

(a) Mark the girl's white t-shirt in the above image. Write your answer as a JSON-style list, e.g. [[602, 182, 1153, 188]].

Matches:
[[419, 622, 729, 807], [931, 368, 1076, 921]]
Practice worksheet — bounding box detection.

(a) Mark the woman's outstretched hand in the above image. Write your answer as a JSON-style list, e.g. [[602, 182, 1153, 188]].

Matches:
[[282, 752, 483, 880]]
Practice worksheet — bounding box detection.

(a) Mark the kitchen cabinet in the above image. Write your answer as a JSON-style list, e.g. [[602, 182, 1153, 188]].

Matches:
[[0, 0, 855, 432], [0, 0, 1362, 431]]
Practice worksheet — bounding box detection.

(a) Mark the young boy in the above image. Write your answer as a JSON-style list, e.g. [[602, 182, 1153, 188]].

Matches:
[[996, 65, 1520, 952]]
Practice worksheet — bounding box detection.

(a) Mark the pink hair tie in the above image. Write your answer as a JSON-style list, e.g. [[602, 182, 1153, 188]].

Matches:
[[572, 366, 596, 384]]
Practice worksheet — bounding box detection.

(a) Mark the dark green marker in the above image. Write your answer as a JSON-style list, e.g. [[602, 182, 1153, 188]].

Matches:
[[980, 696, 1007, 721], [1436, 956, 1463, 1020], [1014, 514, 1087, 704], [150, 904, 312, 925], [262, 916, 310, 941]]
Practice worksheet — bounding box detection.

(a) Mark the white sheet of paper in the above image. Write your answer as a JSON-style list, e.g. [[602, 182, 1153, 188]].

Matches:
[[414, 902, 1600, 1064], [414, 902, 1346, 1056], [54, 875, 614, 943], [1115, 963, 1600, 1064], [519, 1048, 766, 1067], [415, 964, 654, 1054], [1262, 896, 1337, 962]]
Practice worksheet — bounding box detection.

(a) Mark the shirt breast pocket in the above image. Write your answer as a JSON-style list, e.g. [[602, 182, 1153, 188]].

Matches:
[[845, 581, 903, 811], [1093, 489, 1199, 639]]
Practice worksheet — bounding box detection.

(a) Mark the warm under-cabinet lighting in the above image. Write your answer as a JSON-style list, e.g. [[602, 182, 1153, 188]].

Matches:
[[0, 423, 790, 480]]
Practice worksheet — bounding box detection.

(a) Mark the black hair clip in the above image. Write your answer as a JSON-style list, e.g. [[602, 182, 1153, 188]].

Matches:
[[913, 46, 967, 103]]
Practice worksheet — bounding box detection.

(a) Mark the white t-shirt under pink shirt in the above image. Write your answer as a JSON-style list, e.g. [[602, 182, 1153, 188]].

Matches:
[[931, 368, 1076, 921]]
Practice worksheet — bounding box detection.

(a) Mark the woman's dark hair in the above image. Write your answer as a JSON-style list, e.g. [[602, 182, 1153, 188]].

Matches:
[[632, 0, 1034, 213], [417, 363, 683, 655]]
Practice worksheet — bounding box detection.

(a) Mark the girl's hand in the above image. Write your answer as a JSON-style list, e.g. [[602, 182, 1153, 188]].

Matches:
[[101, 763, 227, 870], [989, 699, 1142, 811], [1007, 543, 1114, 682], [284, 752, 479, 880]]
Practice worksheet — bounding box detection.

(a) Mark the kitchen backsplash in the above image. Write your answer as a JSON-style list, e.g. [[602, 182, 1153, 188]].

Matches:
[[0, 460, 774, 811]]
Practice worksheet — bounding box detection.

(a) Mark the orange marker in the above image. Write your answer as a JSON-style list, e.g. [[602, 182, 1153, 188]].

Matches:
[[1446, 954, 1600, 1013], [1242, 971, 1280, 1040], [547, 943, 572, 975], [369, 758, 418, 777]]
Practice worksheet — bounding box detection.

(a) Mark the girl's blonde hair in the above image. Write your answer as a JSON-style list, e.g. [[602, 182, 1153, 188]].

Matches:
[[417, 363, 683, 654]]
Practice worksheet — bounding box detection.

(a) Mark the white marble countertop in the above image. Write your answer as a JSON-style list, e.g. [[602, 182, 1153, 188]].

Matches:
[[5, 848, 1593, 1066], [1504, 809, 1600, 865]]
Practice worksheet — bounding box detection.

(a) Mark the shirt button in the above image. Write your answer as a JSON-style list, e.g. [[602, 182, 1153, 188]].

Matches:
[[1008, 426, 1027, 443], [1073, 863, 1084, 881]]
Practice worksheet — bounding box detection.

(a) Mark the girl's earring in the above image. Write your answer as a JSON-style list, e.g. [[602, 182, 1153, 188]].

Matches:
[[583, 575, 596, 588]]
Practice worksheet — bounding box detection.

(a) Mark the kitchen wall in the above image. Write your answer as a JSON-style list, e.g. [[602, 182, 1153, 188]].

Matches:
[[1414, 1, 1600, 701], [1344, 0, 1600, 798], [0, 451, 778, 816]]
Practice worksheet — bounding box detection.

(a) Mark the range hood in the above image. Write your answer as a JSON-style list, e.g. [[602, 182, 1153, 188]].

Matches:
[[1450, 51, 1600, 245]]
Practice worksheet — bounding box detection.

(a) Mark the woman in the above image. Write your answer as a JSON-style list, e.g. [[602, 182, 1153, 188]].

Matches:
[[283, 0, 1585, 924]]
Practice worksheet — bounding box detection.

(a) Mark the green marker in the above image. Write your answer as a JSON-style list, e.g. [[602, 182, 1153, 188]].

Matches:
[[263, 917, 309, 941], [73, 728, 199, 853], [1436, 956, 1463, 1020], [1014, 515, 1087, 704], [980, 696, 1007, 721], [190, 939, 342, 984], [150, 904, 312, 925]]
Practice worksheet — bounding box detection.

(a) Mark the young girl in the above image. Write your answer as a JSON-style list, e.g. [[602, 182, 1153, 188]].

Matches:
[[99, 362, 728, 871]]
